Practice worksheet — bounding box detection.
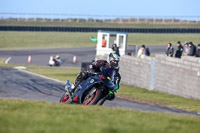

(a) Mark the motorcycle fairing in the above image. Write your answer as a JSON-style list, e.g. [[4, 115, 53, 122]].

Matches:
[[72, 75, 102, 103], [71, 68, 115, 104]]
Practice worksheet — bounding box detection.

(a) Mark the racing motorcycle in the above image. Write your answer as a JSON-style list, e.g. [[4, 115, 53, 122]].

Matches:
[[60, 68, 118, 105], [48, 55, 62, 66]]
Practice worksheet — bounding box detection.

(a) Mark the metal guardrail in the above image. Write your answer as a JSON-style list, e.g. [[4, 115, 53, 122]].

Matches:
[[0, 25, 200, 33]]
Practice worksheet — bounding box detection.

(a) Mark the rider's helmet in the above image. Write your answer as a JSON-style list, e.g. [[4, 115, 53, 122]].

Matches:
[[112, 44, 117, 51], [108, 53, 120, 69], [55, 55, 60, 59]]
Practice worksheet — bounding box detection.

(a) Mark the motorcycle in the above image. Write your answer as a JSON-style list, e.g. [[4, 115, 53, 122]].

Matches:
[[48, 58, 62, 66], [60, 68, 118, 105]]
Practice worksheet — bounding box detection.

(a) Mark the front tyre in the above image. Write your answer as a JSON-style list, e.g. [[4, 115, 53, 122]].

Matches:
[[83, 87, 102, 105], [60, 93, 71, 104]]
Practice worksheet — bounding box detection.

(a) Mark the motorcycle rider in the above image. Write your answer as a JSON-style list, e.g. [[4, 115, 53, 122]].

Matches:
[[112, 44, 120, 57], [48, 55, 62, 66], [67, 53, 121, 100], [54, 55, 62, 66]]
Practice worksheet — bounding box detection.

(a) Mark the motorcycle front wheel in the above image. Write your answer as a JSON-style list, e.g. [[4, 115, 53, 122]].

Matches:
[[83, 87, 102, 105], [60, 93, 71, 104]]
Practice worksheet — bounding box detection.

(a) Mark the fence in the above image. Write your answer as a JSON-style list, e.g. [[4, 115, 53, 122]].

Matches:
[[1, 26, 200, 33], [0, 13, 200, 24]]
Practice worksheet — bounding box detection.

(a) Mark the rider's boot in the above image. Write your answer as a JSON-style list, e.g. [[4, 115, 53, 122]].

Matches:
[[68, 79, 79, 94], [68, 84, 75, 94], [108, 93, 115, 101], [65, 80, 74, 96]]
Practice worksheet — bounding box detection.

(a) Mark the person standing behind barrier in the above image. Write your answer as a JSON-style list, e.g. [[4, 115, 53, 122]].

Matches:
[[195, 44, 200, 57], [112, 44, 120, 56], [188, 42, 196, 56], [183, 41, 190, 56], [102, 37, 106, 47], [175, 41, 184, 58], [137, 45, 146, 58], [166, 43, 174, 57]]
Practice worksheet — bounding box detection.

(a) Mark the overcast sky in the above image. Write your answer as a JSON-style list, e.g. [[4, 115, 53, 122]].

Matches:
[[1, 0, 200, 17]]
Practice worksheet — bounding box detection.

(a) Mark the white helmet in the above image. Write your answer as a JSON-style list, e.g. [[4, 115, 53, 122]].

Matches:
[[55, 55, 60, 59]]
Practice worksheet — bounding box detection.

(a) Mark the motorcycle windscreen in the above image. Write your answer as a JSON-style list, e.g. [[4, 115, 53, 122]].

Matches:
[[99, 68, 115, 88]]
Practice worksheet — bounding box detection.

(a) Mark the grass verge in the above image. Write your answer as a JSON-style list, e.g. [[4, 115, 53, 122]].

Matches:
[[117, 85, 200, 112], [0, 59, 200, 112], [0, 31, 200, 49], [0, 98, 200, 133]]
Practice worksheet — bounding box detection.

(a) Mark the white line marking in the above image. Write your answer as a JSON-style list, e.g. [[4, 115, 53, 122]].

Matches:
[[5, 57, 11, 64], [14, 66, 65, 84], [13, 66, 27, 70]]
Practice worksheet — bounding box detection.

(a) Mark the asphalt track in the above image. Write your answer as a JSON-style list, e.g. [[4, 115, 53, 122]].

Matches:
[[0, 67, 199, 116], [0, 45, 166, 67]]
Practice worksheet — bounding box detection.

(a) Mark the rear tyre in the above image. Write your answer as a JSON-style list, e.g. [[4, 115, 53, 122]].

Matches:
[[83, 87, 102, 105], [60, 93, 71, 104]]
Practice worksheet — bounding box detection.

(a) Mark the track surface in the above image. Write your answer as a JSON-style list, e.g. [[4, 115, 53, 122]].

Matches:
[[0, 45, 166, 67], [0, 67, 199, 116]]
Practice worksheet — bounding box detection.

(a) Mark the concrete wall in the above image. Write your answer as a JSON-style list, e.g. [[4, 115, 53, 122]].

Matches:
[[118, 55, 200, 100], [154, 56, 200, 99], [119, 56, 152, 90]]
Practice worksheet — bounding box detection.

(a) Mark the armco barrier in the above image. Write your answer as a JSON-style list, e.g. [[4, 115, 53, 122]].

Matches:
[[0, 25, 200, 33]]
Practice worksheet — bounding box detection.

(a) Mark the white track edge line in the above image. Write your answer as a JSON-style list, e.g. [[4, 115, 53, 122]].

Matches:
[[14, 67, 65, 84], [5, 57, 11, 64]]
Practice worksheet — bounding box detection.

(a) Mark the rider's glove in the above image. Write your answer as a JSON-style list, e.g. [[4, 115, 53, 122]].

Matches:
[[113, 83, 118, 92], [108, 83, 118, 96]]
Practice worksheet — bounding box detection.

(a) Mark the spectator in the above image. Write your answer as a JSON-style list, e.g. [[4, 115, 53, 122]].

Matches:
[[112, 44, 120, 56], [183, 41, 190, 56], [137, 45, 146, 58], [102, 37, 106, 47], [145, 47, 151, 56], [137, 44, 150, 58], [175, 41, 184, 58], [188, 42, 196, 56], [196, 44, 200, 57], [165, 43, 174, 57]]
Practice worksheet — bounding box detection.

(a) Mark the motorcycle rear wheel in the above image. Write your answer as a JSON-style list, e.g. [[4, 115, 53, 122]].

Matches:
[[83, 87, 102, 105]]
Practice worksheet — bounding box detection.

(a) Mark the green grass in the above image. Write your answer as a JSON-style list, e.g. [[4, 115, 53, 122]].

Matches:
[[127, 33, 200, 46], [0, 31, 97, 49], [1, 31, 200, 49], [0, 59, 80, 81], [27, 66, 80, 82], [118, 85, 200, 112], [1, 21, 200, 27], [0, 98, 200, 133], [1, 59, 200, 132], [0, 59, 200, 112]]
